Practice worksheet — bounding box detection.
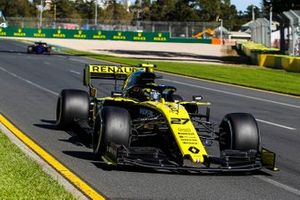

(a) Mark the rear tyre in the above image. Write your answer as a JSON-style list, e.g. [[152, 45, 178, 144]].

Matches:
[[164, 93, 183, 102], [47, 47, 51, 55], [219, 113, 260, 151], [56, 89, 89, 129], [93, 106, 131, 158], [172, 94, 183, 101]]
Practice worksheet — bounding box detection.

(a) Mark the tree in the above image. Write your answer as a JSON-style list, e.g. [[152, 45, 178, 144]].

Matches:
[[101, 1, 133, 21], [195, 0, 223, 22], [130, 0, 152, 21], [220, 4, 238, 30], [263, 0, 300, 13], [53, 0, 80, 19], [150, 0, 176, 21], [74, 0, 96, 19], [172, 0, 200, 21], [244, 5, 261, 20], [0, 0, 35, 17]]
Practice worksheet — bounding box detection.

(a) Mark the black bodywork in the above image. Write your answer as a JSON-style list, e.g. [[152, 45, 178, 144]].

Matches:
[[56, 64, 277, 173], [27, 42, 51, 54]]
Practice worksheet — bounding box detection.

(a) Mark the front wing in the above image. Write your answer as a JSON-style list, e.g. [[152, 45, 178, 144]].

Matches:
[[102, 143, 267, 173]]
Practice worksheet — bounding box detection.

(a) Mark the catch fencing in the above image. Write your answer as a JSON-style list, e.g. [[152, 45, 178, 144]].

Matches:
[[5, 17, 219, 38]]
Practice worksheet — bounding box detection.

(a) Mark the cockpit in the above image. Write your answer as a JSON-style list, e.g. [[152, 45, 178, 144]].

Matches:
[[123, 71, 178, 102]]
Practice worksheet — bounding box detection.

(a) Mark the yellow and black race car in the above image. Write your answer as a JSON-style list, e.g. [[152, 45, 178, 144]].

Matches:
[[56, 64, 277, 172]]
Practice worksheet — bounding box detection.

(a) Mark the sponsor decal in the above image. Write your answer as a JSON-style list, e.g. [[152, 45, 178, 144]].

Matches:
[[13, 28, 26, 37], [93, 31, 106, 39], [133, 32, 146, 41], [178, 128, 191, 132], [171, 118, 189, 124], [188, 146, 200, 154], [113, 32, 126, 40], [33, 29, 46, 37], [153, 32, 167, 41], [53, 29, 65, 38], [74, 30, 86, 39], [0, 28, 6, 36], [89, 65, 136, 74]]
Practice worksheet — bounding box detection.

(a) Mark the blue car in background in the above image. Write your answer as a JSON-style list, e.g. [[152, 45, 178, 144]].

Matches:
[[27, 42, 51, 54]]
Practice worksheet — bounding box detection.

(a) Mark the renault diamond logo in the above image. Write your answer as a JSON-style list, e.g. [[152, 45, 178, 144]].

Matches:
[[188, 146, 200, 154]]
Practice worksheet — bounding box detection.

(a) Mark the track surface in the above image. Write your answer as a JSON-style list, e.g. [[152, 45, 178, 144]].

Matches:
[[1, 39, 300, 200]]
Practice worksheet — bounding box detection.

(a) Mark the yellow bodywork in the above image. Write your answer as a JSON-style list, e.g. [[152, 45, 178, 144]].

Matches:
[[86, 64, 208, 164], [142, 100, 208, 163]]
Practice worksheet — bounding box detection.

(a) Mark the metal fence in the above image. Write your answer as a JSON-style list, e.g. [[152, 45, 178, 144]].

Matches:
[[5, 17, 219, 38], [283, 10, 300, 56], [249, 18, 271, 48]]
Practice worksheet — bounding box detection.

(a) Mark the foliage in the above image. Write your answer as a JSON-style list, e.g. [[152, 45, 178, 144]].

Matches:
[[0, 0, 35, 17], [263, 0, 300, 13], [0, 0, 266, 30], [0, 132, 75, 199]]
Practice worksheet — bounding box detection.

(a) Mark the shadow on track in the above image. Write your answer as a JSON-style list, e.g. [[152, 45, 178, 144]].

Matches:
[[93, 49, 251, 65], [34, 119, 273, 177]]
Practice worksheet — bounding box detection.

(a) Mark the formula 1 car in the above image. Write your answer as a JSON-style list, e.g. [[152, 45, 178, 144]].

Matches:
[[56, 64, 277, 172], [27, 41, 51, 54]]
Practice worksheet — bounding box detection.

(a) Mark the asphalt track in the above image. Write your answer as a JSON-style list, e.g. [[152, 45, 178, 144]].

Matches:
[[0, 39, 300, 200]]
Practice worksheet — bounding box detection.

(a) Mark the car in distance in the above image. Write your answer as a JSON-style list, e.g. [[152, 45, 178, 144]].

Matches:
[[56, 63, 277, 173], [27, 42, 51, 54]]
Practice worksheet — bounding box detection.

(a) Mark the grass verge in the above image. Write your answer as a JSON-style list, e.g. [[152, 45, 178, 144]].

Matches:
[[63, 48, 300, 96], [0, 131, 75, 199]]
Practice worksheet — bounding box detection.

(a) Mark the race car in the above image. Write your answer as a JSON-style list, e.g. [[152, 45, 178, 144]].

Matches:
[[27, 41, 51, 54], [56, 63, 277, 172]]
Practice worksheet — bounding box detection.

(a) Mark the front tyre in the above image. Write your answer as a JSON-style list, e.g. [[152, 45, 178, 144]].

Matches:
[[219, 113, 260, 152], [56, 89, 89, 129], [93, 106, 131, 158], [27, 46, 33, 53]]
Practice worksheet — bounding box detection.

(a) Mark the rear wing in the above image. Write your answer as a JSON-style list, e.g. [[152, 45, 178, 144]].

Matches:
[[83, 63, 156, 86]]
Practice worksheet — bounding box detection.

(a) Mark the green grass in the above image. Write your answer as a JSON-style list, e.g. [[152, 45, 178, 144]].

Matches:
[[0, 131, 76, 199], [63, 48, 300, 96]]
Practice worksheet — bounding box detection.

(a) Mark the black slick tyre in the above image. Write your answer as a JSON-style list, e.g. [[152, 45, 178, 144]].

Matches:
[[172, 94, 183, 101], [219, 113, 260, 151], [93, 106, 131, 158], [56, 89, 89, 129]]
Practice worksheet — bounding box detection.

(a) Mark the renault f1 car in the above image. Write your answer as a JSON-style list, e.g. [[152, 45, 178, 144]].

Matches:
[[56, 64, 277, 172], [27, 42, 51, 54]]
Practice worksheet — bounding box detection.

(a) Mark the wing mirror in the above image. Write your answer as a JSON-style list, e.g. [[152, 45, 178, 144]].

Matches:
[[193, 95, 203, 101]]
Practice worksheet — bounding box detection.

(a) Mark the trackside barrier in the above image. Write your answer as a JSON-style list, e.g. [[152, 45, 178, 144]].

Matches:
[[239, 42, 279, 65], [258, 54, 282, 69], [257, 54, 300, 72], [0, 27, 213, 44], [237, 42, 300, 73], [282, 57, 300, 72]]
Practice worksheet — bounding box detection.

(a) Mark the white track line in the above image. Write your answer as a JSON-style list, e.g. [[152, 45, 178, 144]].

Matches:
[[163, 79, 300, 109], [2, 65, 300, 196], [256, 119, 296, 131], [70, 70, 81, 75], [0, 66, 58, 96], [254, 175, 300, 197]]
